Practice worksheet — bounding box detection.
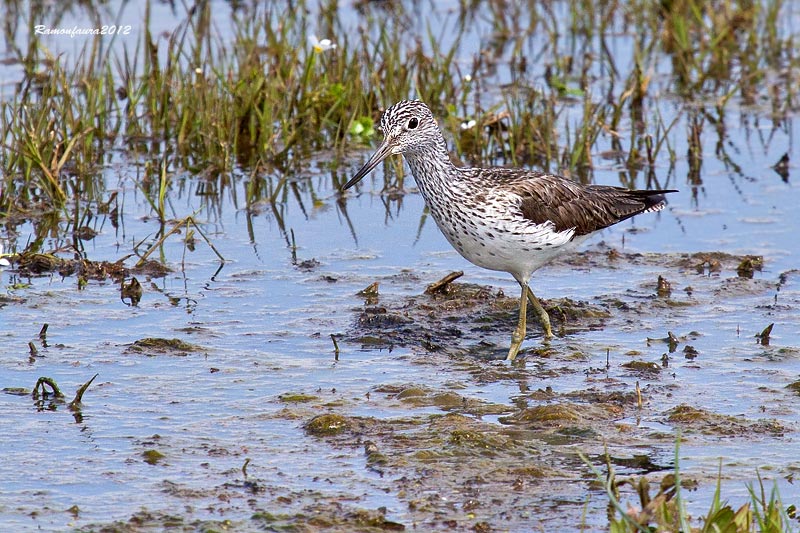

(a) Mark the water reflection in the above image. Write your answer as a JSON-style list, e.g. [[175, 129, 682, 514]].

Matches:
[[0, 1, 799, 530]]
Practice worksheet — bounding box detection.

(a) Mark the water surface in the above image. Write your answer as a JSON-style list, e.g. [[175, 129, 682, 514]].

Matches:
[[1, 1, 799, 531]]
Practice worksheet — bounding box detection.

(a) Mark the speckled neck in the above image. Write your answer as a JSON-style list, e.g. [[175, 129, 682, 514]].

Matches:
[[403, 131, 461, 204]]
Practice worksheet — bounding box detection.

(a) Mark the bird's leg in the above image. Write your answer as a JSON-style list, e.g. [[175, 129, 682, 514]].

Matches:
[[507, 282, 529, 361], [526, 287, 553, 340]]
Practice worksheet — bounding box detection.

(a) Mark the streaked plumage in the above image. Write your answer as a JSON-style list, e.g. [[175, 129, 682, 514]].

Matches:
[[344, 100, 676, 359]]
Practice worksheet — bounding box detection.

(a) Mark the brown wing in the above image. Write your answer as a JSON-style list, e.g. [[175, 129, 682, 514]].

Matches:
[[495, 172, 676, 236]]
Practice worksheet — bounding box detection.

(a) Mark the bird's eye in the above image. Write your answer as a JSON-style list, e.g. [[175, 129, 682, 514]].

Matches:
[[407, 117, 419, 129]]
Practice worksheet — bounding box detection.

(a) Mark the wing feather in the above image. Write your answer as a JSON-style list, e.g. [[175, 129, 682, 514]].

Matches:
[[483, 170, 675, 236]]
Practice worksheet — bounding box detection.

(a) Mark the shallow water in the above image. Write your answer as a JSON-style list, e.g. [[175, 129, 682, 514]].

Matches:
[[2, 1, 800, 531], [2, 144, 799, 530]]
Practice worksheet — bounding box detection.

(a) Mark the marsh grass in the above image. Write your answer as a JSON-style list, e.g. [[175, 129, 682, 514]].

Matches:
[[585, 440, 796, 532], [0, 1, 798, 528], [0, 0, 797, 244]]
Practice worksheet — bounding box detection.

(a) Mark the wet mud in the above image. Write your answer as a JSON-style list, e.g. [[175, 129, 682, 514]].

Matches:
[[3, 238, 797, 532], [65, 248, 793, 531]]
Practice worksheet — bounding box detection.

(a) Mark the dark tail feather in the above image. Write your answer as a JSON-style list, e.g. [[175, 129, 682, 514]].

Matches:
[[632, 189, 678, 214]]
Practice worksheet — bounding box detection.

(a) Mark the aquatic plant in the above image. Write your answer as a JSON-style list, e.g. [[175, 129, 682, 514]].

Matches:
[[584, 439, 796, 532], [1, 0, 795, 220]]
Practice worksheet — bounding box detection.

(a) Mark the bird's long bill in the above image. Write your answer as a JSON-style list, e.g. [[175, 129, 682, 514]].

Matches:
[[342, 137, 394, 190]]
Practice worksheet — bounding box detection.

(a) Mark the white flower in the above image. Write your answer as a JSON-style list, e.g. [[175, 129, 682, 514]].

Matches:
[[460, 119, 477, 131], [309, 35, 337, 53], [464, 74, 473, 83], [0, 243, 10, 267]]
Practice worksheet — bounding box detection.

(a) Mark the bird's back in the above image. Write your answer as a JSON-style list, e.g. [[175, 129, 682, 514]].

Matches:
[[470, 168, 674, 236]]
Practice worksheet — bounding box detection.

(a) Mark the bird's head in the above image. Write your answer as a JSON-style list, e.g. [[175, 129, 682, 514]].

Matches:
[[343, 100, 438, 190]]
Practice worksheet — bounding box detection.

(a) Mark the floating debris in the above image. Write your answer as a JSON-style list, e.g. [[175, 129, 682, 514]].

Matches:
[[13, 250, 170, 282], [635, 381, 643, 409], [142, 449, 166, 465], [501, 403, 581, 425], [2, 387, 30, 396], [691, 255, 722, 275], [736, 256, 763, 279], [622, 360, 662, 374], [330, 334, 340, 357], [278, 393, 319, 403], [121, 277, 143, 306], [646, 331, 680, 352], [17, 253, 63, 274], [772, 152, 789, 182], [667, 331, 679, 352], [364, 440, 388, 467], [304, 413, 351, 437], [683, 345, 699, 359], [755, 323, 774, 346], [424, 271, 464, 295], [32, 376, 64, 399], [126, 338, 204, 356], [296, 258, 321, 271], [656, 275, 672, 297], [666, 404, 785, 436], [130, 259, 172, 278], [69, 373, 99, 410], [357, 281, 379, 297], [73, 226, 98, 241]]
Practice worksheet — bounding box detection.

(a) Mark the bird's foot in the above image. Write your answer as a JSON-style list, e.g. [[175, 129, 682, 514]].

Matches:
[[506, 327, 525, 361], [536, 308, 553, 340], [526, 289, 554, 339]]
